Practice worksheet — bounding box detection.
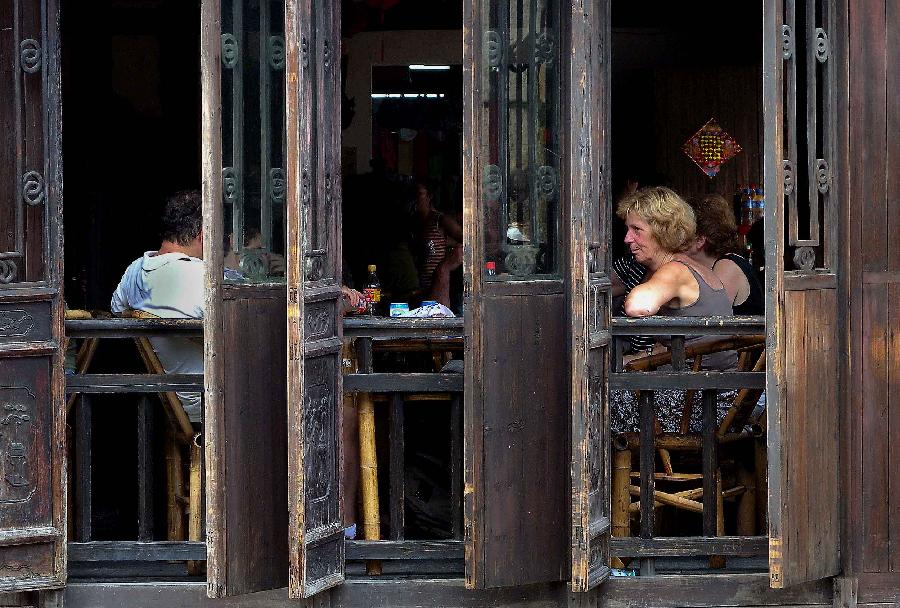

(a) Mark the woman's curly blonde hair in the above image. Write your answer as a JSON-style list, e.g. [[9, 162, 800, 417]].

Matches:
[[616, 186, 696, 253]]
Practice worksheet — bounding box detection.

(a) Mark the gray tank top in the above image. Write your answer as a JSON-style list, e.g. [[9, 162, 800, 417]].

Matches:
[[659, 261, 733, 317], [659, 261, 736, 370]]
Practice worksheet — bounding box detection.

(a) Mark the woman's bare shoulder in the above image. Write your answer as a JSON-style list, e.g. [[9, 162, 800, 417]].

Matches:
[[655, 258, 694, 282], [713, 257, 746, 282]]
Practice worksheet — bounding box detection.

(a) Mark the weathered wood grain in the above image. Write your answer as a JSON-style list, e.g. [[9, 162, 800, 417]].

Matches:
[[477, 295, 569, 588], [853, 1, 887, 272], [200, 0, 226, 596], [0, 0, 66, 591], [286, 0, 346, 598], [861, 283, 889, 571]]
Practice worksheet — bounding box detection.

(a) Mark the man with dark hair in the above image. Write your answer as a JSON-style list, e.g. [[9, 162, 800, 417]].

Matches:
[[111, 190, 204, 422]]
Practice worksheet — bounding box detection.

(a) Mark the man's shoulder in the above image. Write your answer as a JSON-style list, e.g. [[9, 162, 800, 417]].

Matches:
[[153, 254, 205, 277]]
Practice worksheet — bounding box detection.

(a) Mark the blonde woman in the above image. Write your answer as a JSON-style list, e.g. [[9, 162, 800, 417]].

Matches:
[[619, 186, 732, 320], [613, 186, 736, 433]]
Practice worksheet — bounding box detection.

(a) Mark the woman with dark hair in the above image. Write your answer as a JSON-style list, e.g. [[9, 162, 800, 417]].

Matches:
[[413, 180, 462, 291], [686, 194, 764, 316]]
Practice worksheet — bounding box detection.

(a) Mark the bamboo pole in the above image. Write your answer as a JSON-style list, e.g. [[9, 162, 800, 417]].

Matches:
[[737, 466, 756, 536], [165, 435, 185, 540], [628, 487, 704, 513], [611, 449, 632, 569], [625, 335, 765, 372], [187, 436, 204, 575], [614, 432, 701, 451], [357, 392, 381, 575], [718, 352, 766, 436], [628, 485, 703, 514], [628, 472, 703, 482], [628, 485, 745, 514]]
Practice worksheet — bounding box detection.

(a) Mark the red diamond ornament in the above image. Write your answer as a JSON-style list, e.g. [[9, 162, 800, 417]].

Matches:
[[682, 118, 742, 178]]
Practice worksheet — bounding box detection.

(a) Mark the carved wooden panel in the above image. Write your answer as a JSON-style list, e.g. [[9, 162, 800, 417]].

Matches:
[[0, 0, 65, 594], [285, 0, 344, 598], [764, 0, 843, 589], [304, 301, 336, 342], [0, 302, 50, 343], [569, 0, 610, 592]]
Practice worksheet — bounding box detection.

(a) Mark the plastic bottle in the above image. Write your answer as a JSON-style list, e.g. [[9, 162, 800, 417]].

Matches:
[[740, 188, 754, 229], [485, 261, 497, 277], [753, 186, 765, 222], [364, 264, 382, 316]]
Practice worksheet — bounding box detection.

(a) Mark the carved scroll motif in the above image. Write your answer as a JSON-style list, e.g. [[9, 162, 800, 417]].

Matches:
[[815, 159, 830, 193], [0, 261, 17, 285], [783, 160, 795, 195], [221, 33, 239, 68], [536, 165, 558, 199], [222, 167, 239, 202], [19, 39, 41, 74], [270, 168, 286, 203], [485, 30, 503, 68], [268, 35, 285, 70], [22, 171, 45, 207], [0, 311, 34, 338], [301, 36, 310, 69], [781, 24, 793, 60], [534, 33, 554, 65], [0, 387, 36, 505], [483, 165, 503, 202], [814, 28, 830, 62], [793, 246, 816, 271]]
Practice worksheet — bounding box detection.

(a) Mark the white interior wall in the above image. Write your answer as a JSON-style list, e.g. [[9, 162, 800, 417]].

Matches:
[[342, 29, 462, 175]]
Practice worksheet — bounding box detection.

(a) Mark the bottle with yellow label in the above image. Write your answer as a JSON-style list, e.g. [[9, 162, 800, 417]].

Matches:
[[364, 264, 381, 315]]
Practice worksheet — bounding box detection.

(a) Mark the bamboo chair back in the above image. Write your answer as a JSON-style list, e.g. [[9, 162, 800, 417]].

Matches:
[[115, 309, 202, 544], [116, 310, 194, 443]]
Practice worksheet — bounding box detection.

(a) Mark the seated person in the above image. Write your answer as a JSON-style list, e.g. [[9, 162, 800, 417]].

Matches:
[[413, 180, 462, 292], [612, 186, 736, 433], [427, 243, 463, 312], [111, 190, 205, 423], [686, 194, 764, 316]]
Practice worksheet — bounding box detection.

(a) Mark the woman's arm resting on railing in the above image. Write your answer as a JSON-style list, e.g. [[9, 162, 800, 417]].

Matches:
[[624, 264, 682, 317]]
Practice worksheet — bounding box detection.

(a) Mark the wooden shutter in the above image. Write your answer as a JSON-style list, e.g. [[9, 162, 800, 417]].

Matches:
[[285, 0, 345, 598], [0, 0, 66, 591], [202, 0, 291, 596], [763, 0, 843, 588], [568, 0, 611, 593], [463, 0, 580, 589]]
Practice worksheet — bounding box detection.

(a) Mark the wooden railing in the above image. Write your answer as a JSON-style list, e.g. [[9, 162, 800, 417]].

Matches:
[[64, 317, 466, 577], [608, 316, 768, 575], [65, 316, 767, 577]]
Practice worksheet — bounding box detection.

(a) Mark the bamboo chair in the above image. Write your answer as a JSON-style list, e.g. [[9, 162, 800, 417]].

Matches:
[[115, 310, 202, 546], [611, 335, 766, 541]]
